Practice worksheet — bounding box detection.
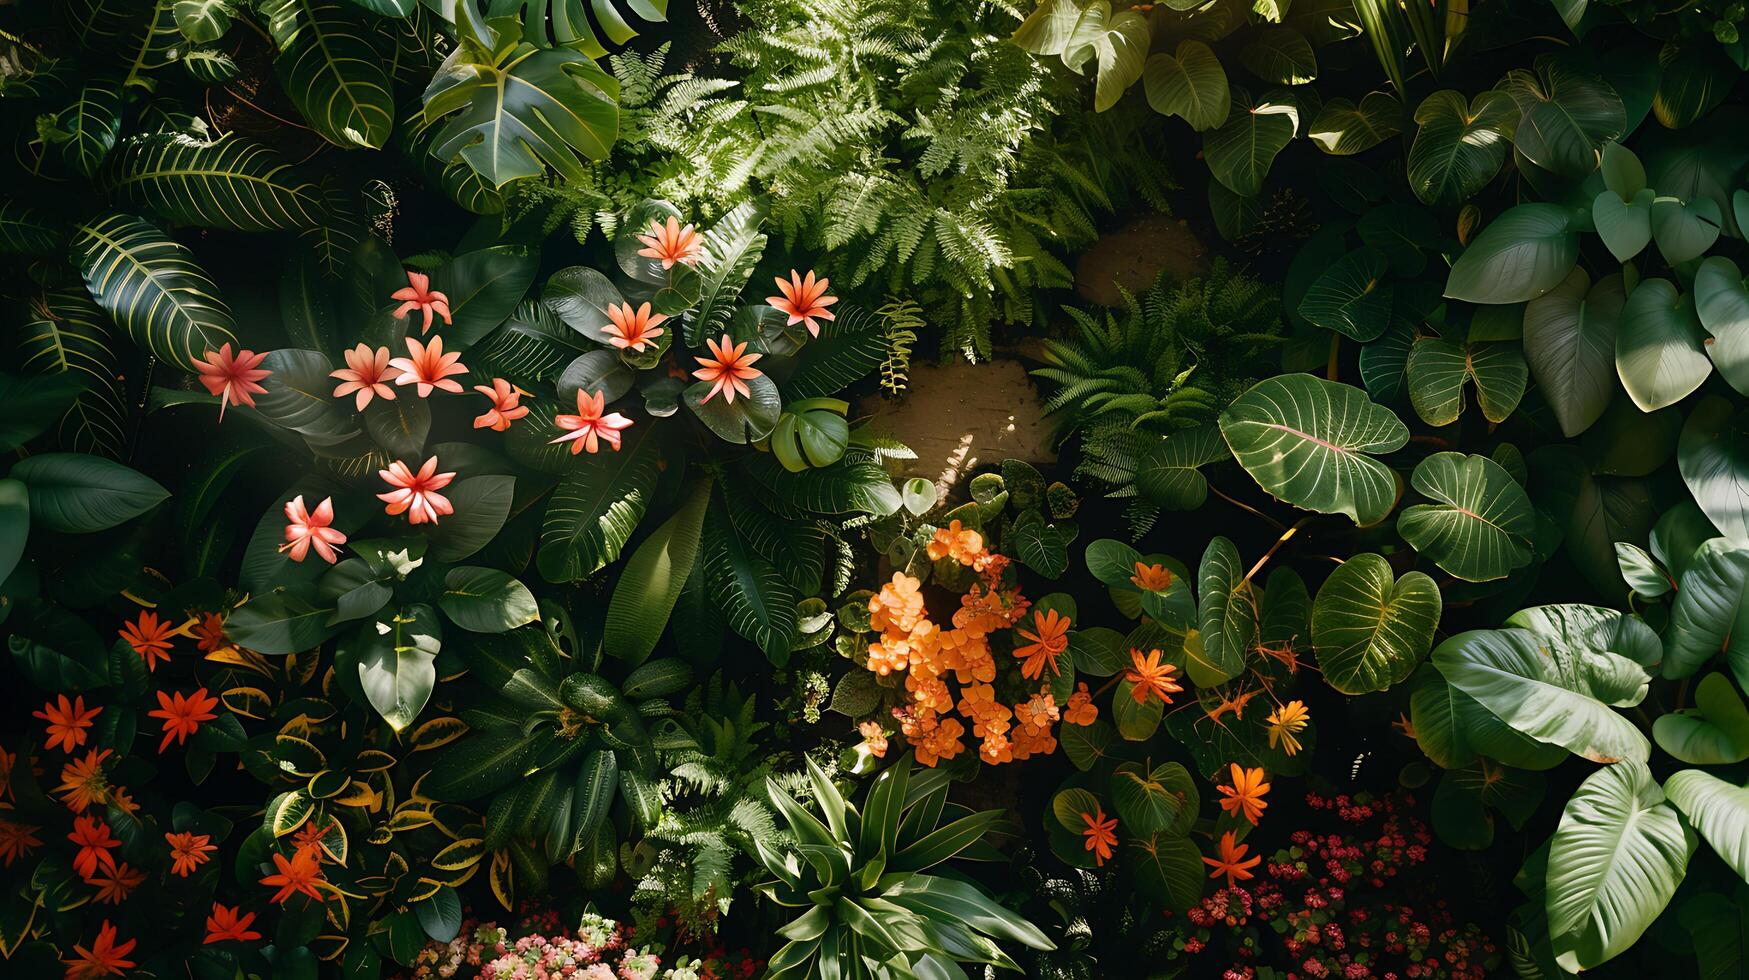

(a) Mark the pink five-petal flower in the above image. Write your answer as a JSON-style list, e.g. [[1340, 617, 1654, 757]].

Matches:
[[194, 344, 271, 421], [472, 378, 530, 431], [691, 334, 763, 404], [279, 495, 346, 563], [329, 344, 396, 411], [390, 270, 452, 335], [388, 335, 468, 397], [602, 302, 667, 353], [766, 269, 838, 337], [635, 216, 703, 269], [377, 457, 456, 525], [550, 389, 633, 455]]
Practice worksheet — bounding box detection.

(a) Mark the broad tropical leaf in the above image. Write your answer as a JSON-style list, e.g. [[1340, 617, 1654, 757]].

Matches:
[[354, 603, 442, 731], [18, 290, 128, 456], [1404, 338, 1528, 426], [1522, 268, 1622, 437], [1312, 554, 1440, 694], [74, 213, 238, 369], [1694, 256, 1749, 396], [1407, 90, 1517, 206], [536, 425, 659, 581], [1397, 452, 1535, 581], [103, 133, 327, 232], [1445, 204, 1578, 305], [1142, 40, 1229, 132], [1615, 277, 1711, 412], [1202, 89, 1298, 197], [1192, 536, 1252, 687], [274, 0, 396, 150], [1665, 768, 1749, 882]]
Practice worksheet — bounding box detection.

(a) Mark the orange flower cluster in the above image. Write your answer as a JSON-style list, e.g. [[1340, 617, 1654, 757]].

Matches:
[[862, 522, 1099, 767]]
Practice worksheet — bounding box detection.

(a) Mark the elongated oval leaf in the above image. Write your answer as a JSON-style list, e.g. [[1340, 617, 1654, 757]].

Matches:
[[10, 452, 168, 533], [1192, 536, 1252, 687], [1523, 268, 1623, 437], [1695, 256, 1749, 396], [1665, 768, 1749, 882], [74, 213, 238, 370], [1444, 203, 1578, 305], [103, 133, 326, 232]]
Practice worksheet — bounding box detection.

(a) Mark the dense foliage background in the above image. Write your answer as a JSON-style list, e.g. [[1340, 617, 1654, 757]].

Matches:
[[5, 0, 1749, 977]]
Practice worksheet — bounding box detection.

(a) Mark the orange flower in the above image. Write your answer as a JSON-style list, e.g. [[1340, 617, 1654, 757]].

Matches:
[[603, 301, 667, 353], [58, 749, 113, 813], [261, 845, 326, 904], [120, 611, 176, 671], [149, 688, 219, 753], [1080, 805, 1119, 866], [1266, 700, 1310, 756], [1124, 648, 1182, 706], [330, 343, 397, 410], [692, 333, 763, 403], [1013, 609, 1071, 680], [636, 216, 703, 269], [62, 920, 135, 980], [87, 861, 144, 904], [193, 344, 270, 421], [377, 456, 456, 525], [388, 335, 468, 396], [0, 744, 15, 803], [0, 820, 42, 867], [204, 904, 262, 944], [68, 815, 120, 879], [1064, 682, 1098, 726], [166, 831, 216, 877], [1203, 831, 1262, 888], [1131, 562, 1173, 591], [1217, 764, 1270, 826], [391, 269, 452, 334], [290, 818, 335, 859], [34, 694, 101, 753], [857, 721, 888, 758], [550, 389, 634, 455], [472, 378, 529, 431], [280, 494, 345, 564], [767, 269, 838, 337], [192, 613, 230, 654]]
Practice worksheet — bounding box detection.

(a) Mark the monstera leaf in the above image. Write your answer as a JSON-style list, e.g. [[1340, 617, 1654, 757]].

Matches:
[[1312, 554, 1440, 694], [273, 0, 395, 150], [1398, 452, 1535, 581], [423, 4, 620, 188], [73, 213, 238, 370], [102, 133, 326, 233], [484, 0, 669, 58], [1219, 374, 1409, 526]]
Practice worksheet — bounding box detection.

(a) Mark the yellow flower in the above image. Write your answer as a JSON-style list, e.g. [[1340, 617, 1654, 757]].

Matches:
[[1265, 700, 1310, 756]]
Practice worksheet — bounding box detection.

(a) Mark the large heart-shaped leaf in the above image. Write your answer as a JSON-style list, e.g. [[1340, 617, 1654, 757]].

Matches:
[[1202, 89, 1298, 197], [1409, 664, 1567, 771], [1299, 247, 1392, 342], [1654, 673, 1749, 764], [1135, 424, 1229, 510], [423, 5, 619, 187], [1497, 64, 1624, 178], [1398, 452, 1535, 581], [274, 0, 395, 149], [103, 133, 326, 232], [1431, 628, 1650, 763], [1592, 188, 1655, 263], [1406, 90, 1517, 206], [1142, 40, 1229, 131], [434, 245, 541, 348], [1651, 195, 1723, 266], [1505, 604, 1664, 670], [1306, 92, 1402, 155], [1444, 203, 1578, 305], [1694, 257, 1749, 396], [1405, 338, 1528, 426], [1239, 28, 1316, 86], [354, 603, 442, 731], [1523, 268, 1623, 437], [1312, 553, 1440, 694], [1546, 761, 1692, 972], [1616, 278, 1712, 412], [1219, 374, 1409, 526], [74, 213, 238, 370], [1680, 396, 1749, 544]]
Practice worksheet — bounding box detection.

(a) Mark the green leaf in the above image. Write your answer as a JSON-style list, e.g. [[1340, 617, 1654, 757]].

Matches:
[[1652, 42, 1735, 129], [1592, 187, 1655, 263], [1299, 247, 1392, 342], [1012, 0, 1148, 111], [1307, 92, 1402, 156], [1203, 89, 1297, 197], [173, 0, 233, 43], [1125, 831, 1205, 913], [355, 604, 442, 731], [1615, 542, 1673, 598], [423, 728, 531, 801], [1312, 553, 1440, 694], [602, 480, 709, 666], [1397, 452, 1535, 581], [1665, 538, 1749, 683], [0, 480, 28, 585], [1432, 628, 1651, 763], [1407, 90, 1517, 207], [1432, 760, 1545, 850], [705, 496, 797, 664], [18, 289, 128, 456], [422, 5, 619, 187], [569, 749, 617, 853], [73, 213, 238, 370], [1497, 64, 1625, 179], [780, 307, 889, 401], [1405, 338, 1527, 427], [53, 77, 123, 179], [685, 201, 766, 346], [426, 475, 515, 562], [1506, 604, 1663, 670], [254, 349, 360, 443], [1694, 257, 1749, 397], [1240, 28, 1316, 86], [1135, 424, 1228, 510], [1142, 40, 1229, 132], [440, 567, 539, 633], [1193, 536, 1252, 686], [1651, 195, 1723, 266], [275, 0, 394, 149], [1681, 396, 1749, 545], [536, 426, 659, 581], [1444, 204, 1578, 305], [10, 453, 168, 533], [434, 245, 541, 349], [1616, 278, 1711, 412], [685, 374, 781, 445], [1522, 268, 1622, 437], [1112, 761, 1198, 836], [1219, 373, 1410, 526], [1546, 760, 1692, 972], [1665, 768, 1749, 882], [227, 589, 336, 655], [103, 133, 326, 232], [1654, 673, 1749, 764]]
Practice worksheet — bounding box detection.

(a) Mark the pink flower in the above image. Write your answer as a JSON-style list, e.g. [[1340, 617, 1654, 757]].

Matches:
[[193, 344, 271, 420], [602, 302, 666, 353], [388, 335, 468, 397], [691, 334, 763, 404], [550, 390, 633, 455], [635, 216, 703, 269], [390, 270, 452, 335], [473, 378, 530, 431], [279, 495, 345, 563], [767, 269, 837, 337], [377, 457, 456, 525], [329, 344, 396, 410]]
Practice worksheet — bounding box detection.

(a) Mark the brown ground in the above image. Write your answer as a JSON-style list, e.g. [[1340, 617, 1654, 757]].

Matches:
[[1073, 212, 1209, 307]]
